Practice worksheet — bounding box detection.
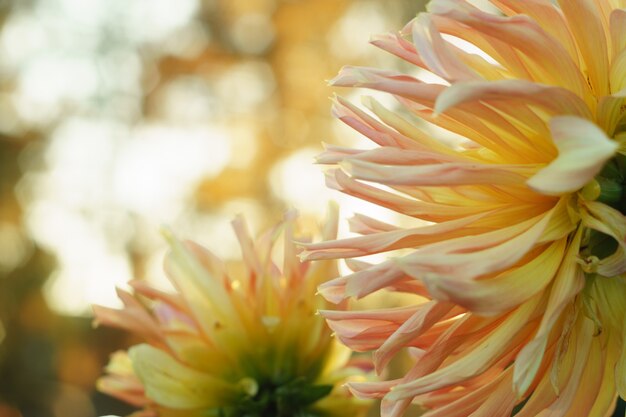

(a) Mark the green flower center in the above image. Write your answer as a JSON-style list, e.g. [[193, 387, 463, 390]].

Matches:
[[592, 154, 626, 212], [219, 377, 333, 417], [579, 154, 626, 273]]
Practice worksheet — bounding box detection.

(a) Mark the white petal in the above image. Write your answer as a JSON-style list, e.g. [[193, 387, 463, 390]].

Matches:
[[527, 116, 617, 195]]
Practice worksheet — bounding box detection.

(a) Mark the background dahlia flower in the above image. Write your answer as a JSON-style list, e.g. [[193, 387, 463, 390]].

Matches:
[[300, 0, 626, 416], [93, 209, 372, 417]]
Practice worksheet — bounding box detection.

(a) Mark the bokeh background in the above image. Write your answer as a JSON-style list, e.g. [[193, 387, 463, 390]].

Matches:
[[0, 0, 426, 416], [4, 1, 625, 417]]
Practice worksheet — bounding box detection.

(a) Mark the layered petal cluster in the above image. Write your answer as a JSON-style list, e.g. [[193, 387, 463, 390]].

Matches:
[[301, 1, 626, 416], [94, 210, 371, 417]]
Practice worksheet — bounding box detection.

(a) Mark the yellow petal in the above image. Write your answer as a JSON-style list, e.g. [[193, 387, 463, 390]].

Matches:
[[615, 324, 626, 399], [585, 333, 619, 417], [513, 228, 584, 397], [610, 9, 626, 59], [610, 48, 626, 93], [558, 0, 610, 96], [130, 344, 238, 409], [597, 92, 626, 136], [514, 316, 595, 417]]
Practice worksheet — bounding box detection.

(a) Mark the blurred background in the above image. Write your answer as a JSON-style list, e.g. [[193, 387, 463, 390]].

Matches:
[[0, 0, 426, 416]]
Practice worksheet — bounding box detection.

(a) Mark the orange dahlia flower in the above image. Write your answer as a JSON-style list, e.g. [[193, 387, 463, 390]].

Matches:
[[301, 1, 626, 416], [94, 210, 371, 417]]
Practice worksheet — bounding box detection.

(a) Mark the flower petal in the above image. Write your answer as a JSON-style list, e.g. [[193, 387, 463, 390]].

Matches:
[[163, 232, 242, 344], [342, 158, 538, 187], [586, 333, 619, 417], [610, 9, 626, 59], [490, 0, 581, 65], [396, 212, 551, 284], [370, 32, 425, 68], [433, 238, 566, 315], [429, 0, 591, 99], [513, 228, 584, 397], [411, 14, 480, 82], [130, 344, 237, 409], [558, 0, 610, 96], [385, 295, 542, 401], [435, 80, 592, 119], [514, 316, 595, 417], [616, 325, 626, 399], [581, 200, 626, 250], [610, 48, 626, 93], [327, 169, 498, 222], [93, 288, 165, 348], [330, 66, 443, 106], [561, 337, 610, 417], [374, 301, 456, 372], [419, 369, 513, 417], [300, 211, 488, 260], [527, 116, 617, 195]]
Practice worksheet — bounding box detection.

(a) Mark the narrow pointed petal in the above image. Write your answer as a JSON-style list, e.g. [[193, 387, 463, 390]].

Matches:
[[513, 228, 584, 397], [374, 301, 456, 372], [163, 235, 240, 344], [327, 169, 496, 222], [429, 0, 591, 99], [435, 80, 592, 118], [490, 0, 581, 65], [434, 238, 566, 315], [330, 66, 443, 106], [597, 93, 626, 136], [396, 212, 551, 284], [610, 9, 626, 59], [514, 317, 595, 417], [300, 212, 487, 260], [97, 375, 149, 408], [610, 49, 626, 93], [558, 0, 610, 96], [561, 337, 608, 417], [586, 333, 619, 417], [419, 367, 514, 416], [385, 295, 542, 401], [348, 213, 398, 235], [93, 289, 165, 347], [411, 14, 480, 82], [342, 159, 538, 187], [370, 32, 425, 68]]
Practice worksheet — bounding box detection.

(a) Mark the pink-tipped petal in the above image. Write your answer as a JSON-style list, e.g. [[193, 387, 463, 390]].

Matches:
[[435, 80, 591, 118]]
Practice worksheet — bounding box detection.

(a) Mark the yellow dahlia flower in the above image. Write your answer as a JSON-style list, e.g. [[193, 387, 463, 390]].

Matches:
[[94, 210, 371, 417], [301, 1, 626, 416]]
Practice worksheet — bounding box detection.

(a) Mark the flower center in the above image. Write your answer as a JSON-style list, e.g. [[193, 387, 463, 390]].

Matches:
[[579, 153, 626, 274], [583, 154, 626, 212], [222, 377, 332, 417]]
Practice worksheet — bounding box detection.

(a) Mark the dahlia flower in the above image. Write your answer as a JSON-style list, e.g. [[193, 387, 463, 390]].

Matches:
[[94, 210, 371, 417], [300, 1, 626, 416]]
